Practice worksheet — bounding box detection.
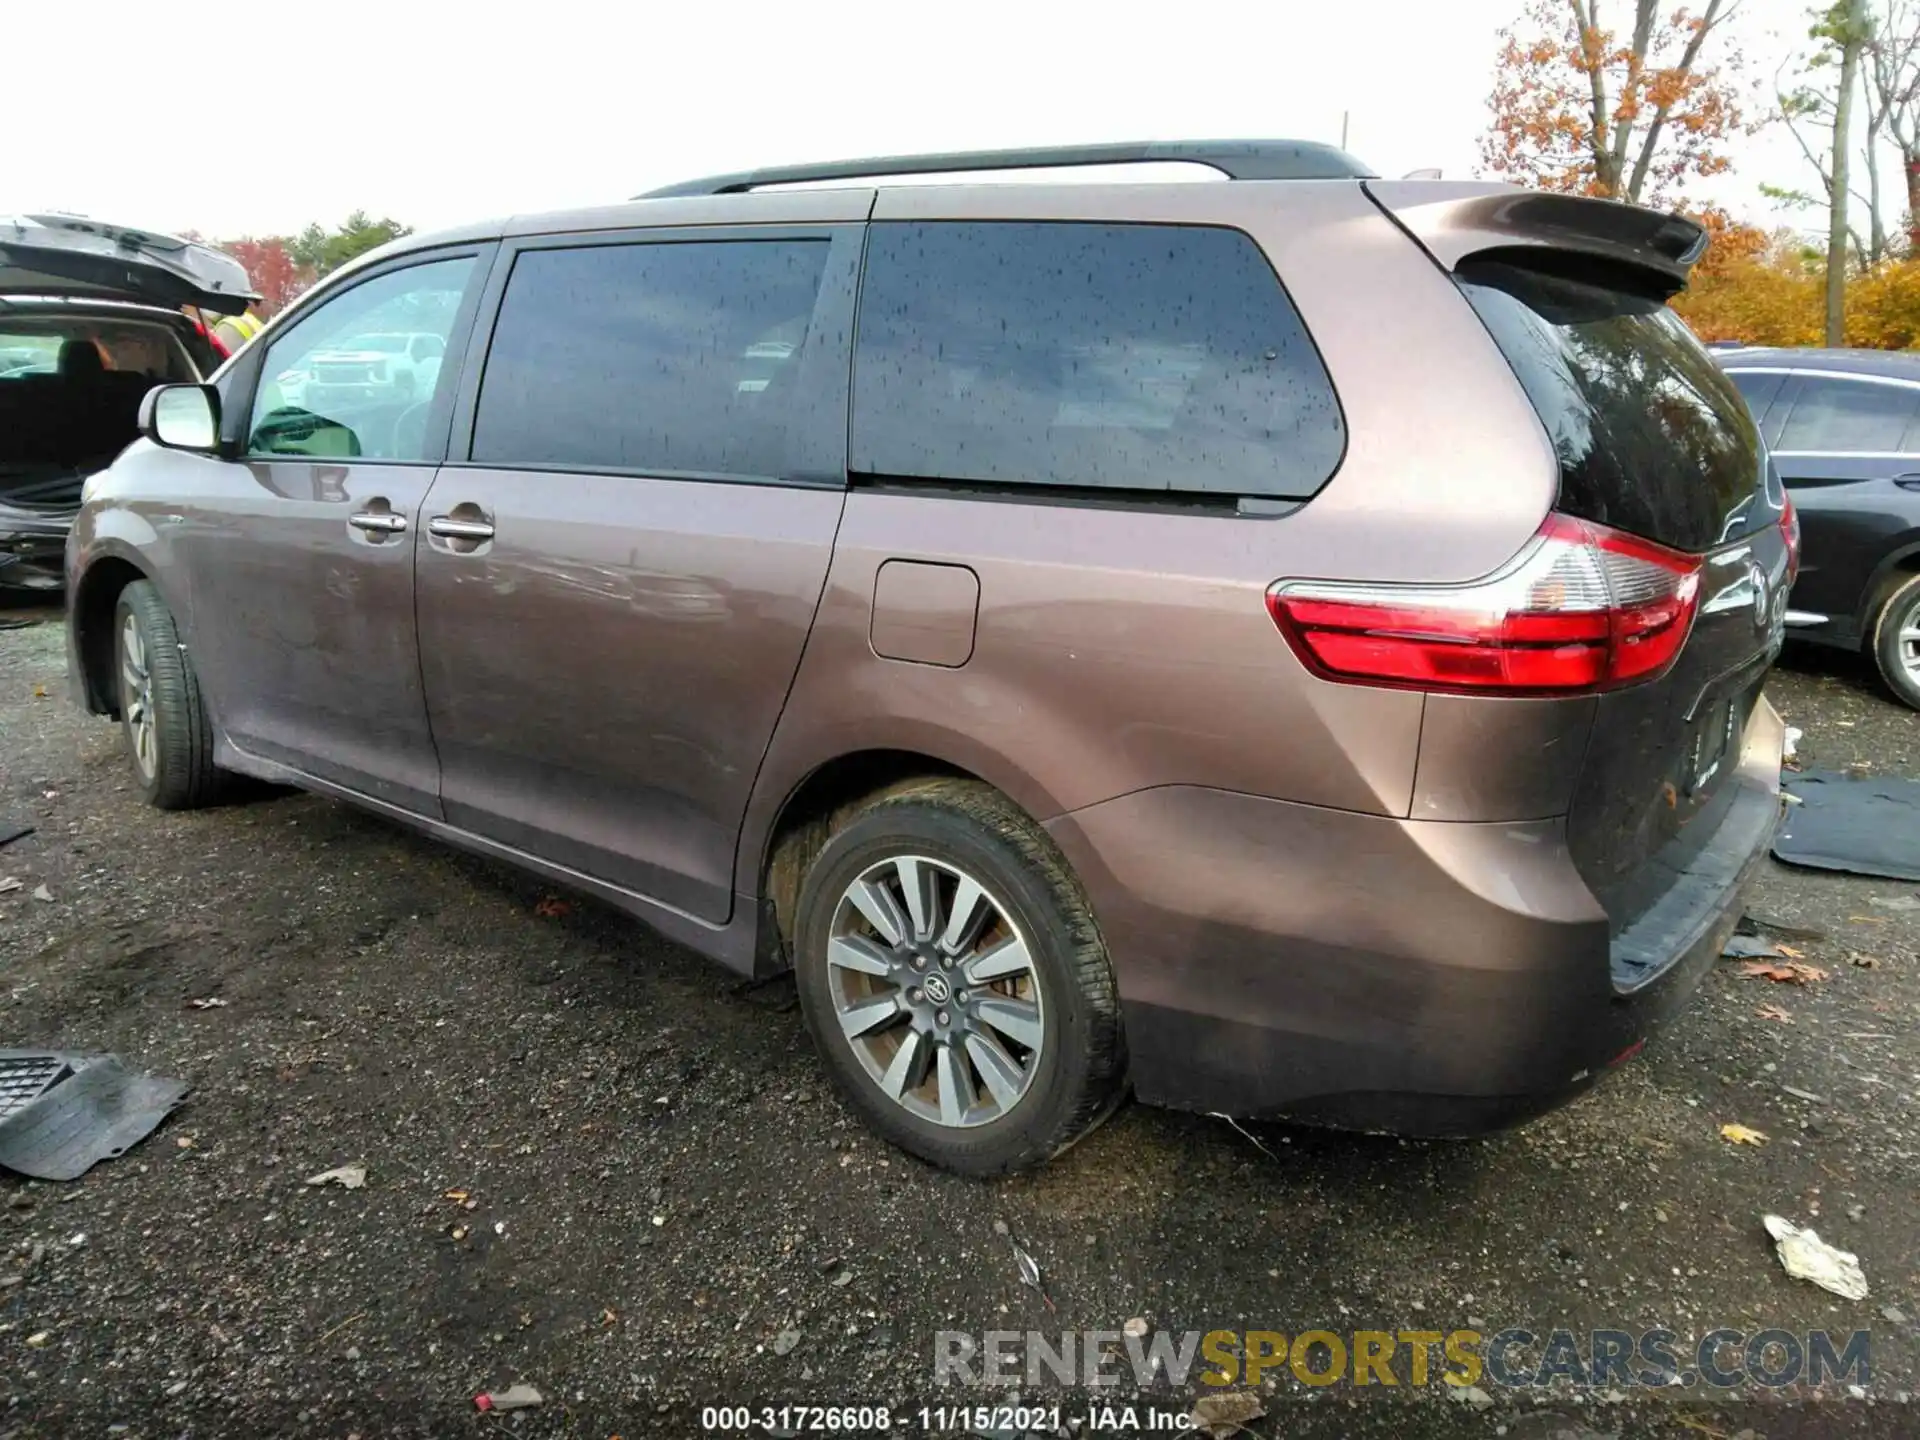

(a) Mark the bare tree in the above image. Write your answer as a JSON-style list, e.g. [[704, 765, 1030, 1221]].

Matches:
[[1868, 0, 1920, 249]]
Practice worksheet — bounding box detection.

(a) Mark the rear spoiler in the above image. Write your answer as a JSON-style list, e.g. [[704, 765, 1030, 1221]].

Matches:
[[1362, 181, 1708, 297]]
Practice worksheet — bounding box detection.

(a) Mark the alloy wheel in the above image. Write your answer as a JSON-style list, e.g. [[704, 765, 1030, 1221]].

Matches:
[[119, 612, 156, 782], [826, 854, 1045, 1129]]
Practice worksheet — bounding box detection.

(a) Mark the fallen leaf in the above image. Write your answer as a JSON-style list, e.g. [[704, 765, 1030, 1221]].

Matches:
[[1720, 1123, 1769, 1146], [1848, 915, 1889, 925], [442, 1188, 470, 1204], [1737, 960, 1826, 985], [1776, 944, 1805, 959], [1190, 1391, 1266, 1438], [1756, 1004, 1793, 1024], [305, 1164, 368, 1190], [31, 684, 47, 699], [533, 895, 571, 918]]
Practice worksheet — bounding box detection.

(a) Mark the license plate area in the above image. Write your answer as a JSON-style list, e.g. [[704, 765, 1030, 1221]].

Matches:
[[1686, 689, 1749, 797]]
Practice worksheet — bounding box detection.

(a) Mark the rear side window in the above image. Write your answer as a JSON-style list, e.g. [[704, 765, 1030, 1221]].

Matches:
[[1775, 375, 1920, 453], [851, 222, 1344, 499], [1725, 369, 1783, 422], [473, 239, 831, 477], [1460, 256, 1765, 553]]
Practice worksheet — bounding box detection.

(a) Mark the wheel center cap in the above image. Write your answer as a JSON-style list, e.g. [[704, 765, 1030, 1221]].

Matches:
[[921, 972, 952, 1005]]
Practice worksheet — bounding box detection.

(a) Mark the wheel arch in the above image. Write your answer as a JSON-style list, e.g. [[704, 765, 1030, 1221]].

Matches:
[[70, 551, 160, 717], [1862, 537, 1920, 641], [749, 734, 1081, 970]]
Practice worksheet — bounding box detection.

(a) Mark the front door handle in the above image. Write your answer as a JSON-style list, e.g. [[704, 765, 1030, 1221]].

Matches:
[[427, 515, 496, 541], [348, 511, 408, 534]]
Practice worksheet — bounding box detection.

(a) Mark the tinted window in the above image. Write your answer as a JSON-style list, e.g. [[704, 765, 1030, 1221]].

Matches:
[[1776, 375, 1920, 453], [247, 257, 474, 462], [1460, 257, 1764, 552], [472, 240, 830, 476], [851, 222, 1343, 499], [1725, 368, 1782, 416]]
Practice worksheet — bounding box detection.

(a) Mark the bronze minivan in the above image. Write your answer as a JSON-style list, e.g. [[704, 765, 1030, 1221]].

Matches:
[[65, 143, 1792, 1174]]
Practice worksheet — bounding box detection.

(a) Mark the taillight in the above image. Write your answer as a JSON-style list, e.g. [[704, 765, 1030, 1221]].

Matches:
[[1780, 494, 1801, 583], [1267, 514, 1703, 695]]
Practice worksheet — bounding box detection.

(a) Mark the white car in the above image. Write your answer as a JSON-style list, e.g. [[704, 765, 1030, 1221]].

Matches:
[[304, 331, 446, 407]]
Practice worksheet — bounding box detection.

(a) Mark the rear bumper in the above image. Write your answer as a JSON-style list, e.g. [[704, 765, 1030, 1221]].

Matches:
[[1044, 698, 1785, 1136]]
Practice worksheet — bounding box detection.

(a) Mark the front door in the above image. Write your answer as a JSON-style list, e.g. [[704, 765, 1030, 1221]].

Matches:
[[414, 226, 859, 922], [182, 251, 487, 814]]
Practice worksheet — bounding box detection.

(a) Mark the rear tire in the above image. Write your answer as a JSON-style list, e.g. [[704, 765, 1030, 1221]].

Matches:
[[792, 778, 1126, 1176], [113, 580, 228, 809], [1869, 571, 1920, 711]]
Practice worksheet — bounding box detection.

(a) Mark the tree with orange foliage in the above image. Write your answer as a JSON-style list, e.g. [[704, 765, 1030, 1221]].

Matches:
[[1483, 0, 1749, 207]]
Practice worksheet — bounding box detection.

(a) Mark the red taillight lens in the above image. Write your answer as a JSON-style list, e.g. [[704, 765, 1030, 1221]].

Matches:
[[1780, 494, 1801, 583], [1267, 514, 1703, 695]]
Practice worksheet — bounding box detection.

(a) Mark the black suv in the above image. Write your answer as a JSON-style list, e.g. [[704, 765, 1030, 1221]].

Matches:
[[1720, 346, 1920, 708]]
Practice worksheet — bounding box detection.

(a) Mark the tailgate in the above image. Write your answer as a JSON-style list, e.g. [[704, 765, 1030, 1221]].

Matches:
[[1370, 181, 1790, 935]]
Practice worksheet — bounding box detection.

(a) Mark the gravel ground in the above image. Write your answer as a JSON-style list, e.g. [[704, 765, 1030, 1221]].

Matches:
[[0, 595, 1915, 1440]]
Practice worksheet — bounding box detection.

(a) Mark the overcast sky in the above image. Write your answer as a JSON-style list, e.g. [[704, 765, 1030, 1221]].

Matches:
[[17, 0, 1836, 242]]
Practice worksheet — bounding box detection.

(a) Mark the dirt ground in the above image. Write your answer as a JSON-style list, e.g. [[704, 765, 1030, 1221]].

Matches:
[[0, 592, 1915, 1440]]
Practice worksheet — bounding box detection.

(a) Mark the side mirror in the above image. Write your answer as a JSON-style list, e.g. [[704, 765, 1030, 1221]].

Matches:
[[138, 383, 222, 453]]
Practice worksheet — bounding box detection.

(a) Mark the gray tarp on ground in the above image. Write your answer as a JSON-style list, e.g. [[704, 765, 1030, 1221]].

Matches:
[[1774, 769, 1920, 883], [0, 1051, 187, 1181]]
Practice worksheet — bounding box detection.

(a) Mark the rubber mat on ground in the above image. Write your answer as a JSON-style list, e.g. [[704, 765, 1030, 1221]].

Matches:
[[0, 1050, 187, 1181], [1774, 770, 1920, 882]]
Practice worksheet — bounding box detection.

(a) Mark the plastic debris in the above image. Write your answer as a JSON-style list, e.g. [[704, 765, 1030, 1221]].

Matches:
[[0, 877, 20, 894], [1720, 1123, 1769, 1146], [185, 997, 228, 1011], [1123, 1316, 1149, 1338], [1722, 934, 1783, 959], [1011, 1240, 1056, 1312], [0, 1051, 188, 1181], [1783, 725, 1802, 760], [1866, 894, 1920, 911], [31, 884, 51, 902], [1189, 1391, 1265, 1436], [772, 1327, 801, 1356], [474, 1384, 543, 1412], [305, 1164, 367, 1190], [1764, 1214, 1869, 1300]]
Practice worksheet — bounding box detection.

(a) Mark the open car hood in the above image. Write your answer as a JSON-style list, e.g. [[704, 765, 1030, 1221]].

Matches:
[[0, 214, 257, 315]]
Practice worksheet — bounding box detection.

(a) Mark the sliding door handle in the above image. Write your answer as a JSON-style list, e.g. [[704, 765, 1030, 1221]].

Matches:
[[427, 516, 496, 541]]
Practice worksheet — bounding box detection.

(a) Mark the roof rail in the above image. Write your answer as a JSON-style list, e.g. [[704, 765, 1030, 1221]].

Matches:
[[636, 140, 1375, 199]]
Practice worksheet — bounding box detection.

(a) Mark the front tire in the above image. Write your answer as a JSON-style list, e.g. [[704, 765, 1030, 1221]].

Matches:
[[1870, 572, 1920, 711], [113, 580, 227, 809], [792, 778, 1126, 1176]]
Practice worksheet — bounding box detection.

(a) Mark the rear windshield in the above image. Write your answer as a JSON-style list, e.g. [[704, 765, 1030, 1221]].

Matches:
[[1459, 255, 1765, 553]]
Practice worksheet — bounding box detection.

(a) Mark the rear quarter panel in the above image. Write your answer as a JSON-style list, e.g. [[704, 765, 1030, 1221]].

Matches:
[[737, 181, 1562, 893]]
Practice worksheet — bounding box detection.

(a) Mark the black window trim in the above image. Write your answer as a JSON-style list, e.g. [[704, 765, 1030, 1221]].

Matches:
[[845, 216, 1349, 508], [442, 222, 863, 490], [225, 241, 500, 466]]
